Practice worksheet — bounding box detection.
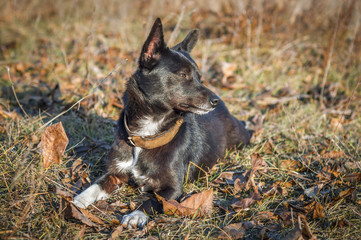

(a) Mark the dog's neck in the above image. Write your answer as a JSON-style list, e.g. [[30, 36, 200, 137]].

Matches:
[[123, 76, 181, 137]]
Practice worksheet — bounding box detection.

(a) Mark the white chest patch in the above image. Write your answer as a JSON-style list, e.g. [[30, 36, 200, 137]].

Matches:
[[134, 116, 165, 136], [116, 147, 142, 172]]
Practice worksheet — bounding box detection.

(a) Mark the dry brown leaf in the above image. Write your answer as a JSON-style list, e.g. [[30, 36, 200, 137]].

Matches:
[[330, 117, 344, 131], [55, 187, 73, 201], [254, 211, 277, 221], [72, 158, 84, 174], [0, 109, 22, 120], [303, 201, 316, 213], [221, 62, 238, 85], [158, 189, 213, 217], [80, 208, 105, 225], [76, 225, 86, 240], [343, 173, 361, 183], [281, 216, 317, 240], [231, 192, 261, 210], [63, 198, 97, 227], [328, 188, 356, 207], [109, 225, 123, 240], [279, 212, 305, 227], [304, 184, 324, 198], [321, 151, 348, 159], [251, 153, 268, 172], [334, 219, 350, 228], [234, 177, 248, 192], [145, 236, 159, 240], [214, 171, 248, 184], [280, 160, 303, 171], [217, 221, 258, 239], [312, 202, 325, 219], [41, 122, 69, 168], [262, 185, 287, 197]]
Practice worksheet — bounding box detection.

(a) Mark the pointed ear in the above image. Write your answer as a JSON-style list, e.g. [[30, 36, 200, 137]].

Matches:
[[171, 29, 199, 53], [139, 18, 166, 70]]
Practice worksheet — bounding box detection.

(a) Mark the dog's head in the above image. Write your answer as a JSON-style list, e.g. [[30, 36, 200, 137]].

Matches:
[[136, 18, 220, 115]]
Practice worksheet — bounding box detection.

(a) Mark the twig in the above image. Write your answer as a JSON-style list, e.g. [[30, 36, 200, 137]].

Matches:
[[185, 161, 209, 189], [6, 66, 29, 118], [39, 60, 127, 130]]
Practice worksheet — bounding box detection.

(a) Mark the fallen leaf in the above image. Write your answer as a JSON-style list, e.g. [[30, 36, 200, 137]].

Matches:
[[281, 216, 316, 240], [334, 219, 350, 228], [280, 160, 303, 171], [55, 187, 73, 201], [41, 122, 69, 168], [321, 151, 348, 159], [304, 184, 324, 198], [312, 202, 325, 219], [109, 225, 123, 240], [256, 95, 308, 107], [234, 177, 248, 192], [279, 212, 304, 226], [254, 211, 277, 221], [328, 188, 356, 207], [158, 189, 213, 217], [80, 208, 105, 225], [0, 109, 22, 120], [72, 158, 84, 174], [343, 173, 361, 183], [218, 221, 258, 239], [251, 153, 268, 172], [221, 62, 238, 85], [330, 117, 344, 131], [231, 192, 261, 210], [76, 225, 86, 240], [63, 198, 97, 227], [214, 171, 248, 184]]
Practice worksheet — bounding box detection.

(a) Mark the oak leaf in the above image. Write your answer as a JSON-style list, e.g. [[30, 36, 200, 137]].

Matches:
[[157, 189, 213, 217], [41, 122, 69, 168]]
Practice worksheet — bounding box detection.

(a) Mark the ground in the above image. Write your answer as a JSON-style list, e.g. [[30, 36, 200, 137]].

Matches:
[[0, 0, 360, 239]]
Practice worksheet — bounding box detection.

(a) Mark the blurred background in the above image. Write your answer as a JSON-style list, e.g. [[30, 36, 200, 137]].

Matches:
[[1, 0, 360, 118], [1, 0, 360, 113]]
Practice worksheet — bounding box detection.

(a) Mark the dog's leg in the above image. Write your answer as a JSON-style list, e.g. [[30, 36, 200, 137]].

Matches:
[[72, 173, 128, 208]]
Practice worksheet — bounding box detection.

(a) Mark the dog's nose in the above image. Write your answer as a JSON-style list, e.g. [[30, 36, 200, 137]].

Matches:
[[210, 97, 220, 107]]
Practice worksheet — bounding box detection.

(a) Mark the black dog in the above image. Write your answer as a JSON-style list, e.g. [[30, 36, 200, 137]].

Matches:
[[73, 18, 250, 228]]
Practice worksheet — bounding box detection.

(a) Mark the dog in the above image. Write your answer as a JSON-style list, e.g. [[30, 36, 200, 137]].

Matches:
[[73, 18, 250, 228]]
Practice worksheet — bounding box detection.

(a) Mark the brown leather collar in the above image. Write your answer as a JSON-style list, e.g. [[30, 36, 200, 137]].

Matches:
[[124, 113, 183, 149]]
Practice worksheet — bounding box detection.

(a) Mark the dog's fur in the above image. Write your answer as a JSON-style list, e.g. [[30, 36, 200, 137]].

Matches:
[[73, 18, 250, 228]]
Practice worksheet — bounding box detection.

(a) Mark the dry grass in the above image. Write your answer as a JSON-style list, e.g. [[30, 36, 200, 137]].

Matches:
[[1, 0, 361, 239]]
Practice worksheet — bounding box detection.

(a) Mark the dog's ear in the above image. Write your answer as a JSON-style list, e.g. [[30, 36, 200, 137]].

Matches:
[[172, 29, 199, 53], [139, 18, 166, 70]]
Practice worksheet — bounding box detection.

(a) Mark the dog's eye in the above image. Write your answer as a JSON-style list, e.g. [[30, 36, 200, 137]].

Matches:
[[178, 73, 187, 79]]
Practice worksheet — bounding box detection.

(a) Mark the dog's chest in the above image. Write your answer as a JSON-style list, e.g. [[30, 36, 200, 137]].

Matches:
[[116, 147, 143, 175], [133, 116, 165, 136], [116, 116, 167, 185]]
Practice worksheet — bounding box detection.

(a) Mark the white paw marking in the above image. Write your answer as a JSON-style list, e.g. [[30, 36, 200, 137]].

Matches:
[[121, 210, 148, 229], [72, 184, 108, 208]]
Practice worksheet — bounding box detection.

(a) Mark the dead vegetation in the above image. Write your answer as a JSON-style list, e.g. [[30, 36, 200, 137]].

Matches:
[[1, 0, 360, 239]]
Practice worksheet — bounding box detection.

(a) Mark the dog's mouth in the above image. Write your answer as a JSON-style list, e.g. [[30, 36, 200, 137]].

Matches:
[[178, 103, 213, 114]]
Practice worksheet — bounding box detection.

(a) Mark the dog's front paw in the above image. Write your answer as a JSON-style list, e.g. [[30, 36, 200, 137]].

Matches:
[[72, 195, 90, 209], [72, 184, 109, 209], [121, 210, 149, 229]]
